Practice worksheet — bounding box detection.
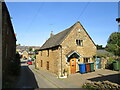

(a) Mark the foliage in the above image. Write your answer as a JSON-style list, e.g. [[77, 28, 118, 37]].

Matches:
[[96, 44, 104, 49], [33, 55, 36, 59], [108, 57, 115, 64], [16, 43, 21, 46], [34, 49, 39, 54], [10, 52, 21, 75], [105, 32, 120, 56], [82, 81, 120, 89], [29, 47, 33, 51], [63, 68, 68, 73]]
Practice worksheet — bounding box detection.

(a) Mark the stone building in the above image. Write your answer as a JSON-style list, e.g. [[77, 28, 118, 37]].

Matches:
[[0, 2, 16, 87], [36, 21, 96, 77]]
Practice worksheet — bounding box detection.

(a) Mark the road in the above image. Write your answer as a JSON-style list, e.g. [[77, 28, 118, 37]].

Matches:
[[15, 60, 57, 88]]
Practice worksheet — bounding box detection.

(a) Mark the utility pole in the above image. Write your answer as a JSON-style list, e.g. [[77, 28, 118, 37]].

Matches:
[[116, 1, 120, 32]]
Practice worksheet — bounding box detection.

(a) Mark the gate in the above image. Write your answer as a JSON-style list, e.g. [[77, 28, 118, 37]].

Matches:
[[95, 57, 101, 69]]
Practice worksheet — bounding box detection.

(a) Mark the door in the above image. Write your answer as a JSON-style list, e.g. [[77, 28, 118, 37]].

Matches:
[[95, 58, 101, 69], [70, 58, 76, 74]]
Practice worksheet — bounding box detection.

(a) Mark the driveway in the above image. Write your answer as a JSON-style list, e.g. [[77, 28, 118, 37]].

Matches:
[[63, 69, 120, 87]]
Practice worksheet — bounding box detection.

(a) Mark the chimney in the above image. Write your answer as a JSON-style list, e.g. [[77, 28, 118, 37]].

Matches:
[[50, 31, 54, 37]]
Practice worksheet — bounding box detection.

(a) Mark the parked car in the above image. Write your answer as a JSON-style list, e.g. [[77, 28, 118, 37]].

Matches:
[[27, 60, 32, 65]]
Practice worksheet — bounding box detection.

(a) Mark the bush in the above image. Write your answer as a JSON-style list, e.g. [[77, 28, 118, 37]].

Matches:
[[108, 57, 115, 64], [10, 53, 21, 75], [105, 63, 113, 70], [82, 81, 120, 89]]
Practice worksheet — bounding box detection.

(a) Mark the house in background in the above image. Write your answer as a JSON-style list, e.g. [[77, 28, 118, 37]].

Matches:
[[1, 2, 16, 87], [16, 46, 29, 53], [16, 46, 40, 59], [22, 51, 29, 59], [36, 21, 96, 77]]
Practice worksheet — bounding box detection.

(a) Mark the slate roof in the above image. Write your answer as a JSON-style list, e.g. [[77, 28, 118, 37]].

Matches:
[[97, 50, 109, 54], [16, 46, 29, 50], [39, 22, 77, 50], [39, 21, 96, 50], [97, 49, 114, 56], [16, 46, 40, 50]]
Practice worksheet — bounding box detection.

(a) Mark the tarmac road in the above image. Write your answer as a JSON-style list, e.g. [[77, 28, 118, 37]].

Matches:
[[15, 60, 57, 89]]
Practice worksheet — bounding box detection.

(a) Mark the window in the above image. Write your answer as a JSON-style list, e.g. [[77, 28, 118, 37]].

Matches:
[[84, 58, 90, 63], [72, 60, 74, 63], [47, 61, 49, 70], [41, 51, 42, 56], [47, 50, 49, 57], [41, 60, 43, 67], [78, 29, 81, 32], [78, 59, 80, 62], [76, 39, 83, 46]]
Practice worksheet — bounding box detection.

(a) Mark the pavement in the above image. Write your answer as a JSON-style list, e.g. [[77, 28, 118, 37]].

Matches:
[[29, 65, 80, 88]]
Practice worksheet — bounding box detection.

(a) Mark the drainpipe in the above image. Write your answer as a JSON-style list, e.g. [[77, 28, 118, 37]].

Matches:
[[60, 45, 63, 77]]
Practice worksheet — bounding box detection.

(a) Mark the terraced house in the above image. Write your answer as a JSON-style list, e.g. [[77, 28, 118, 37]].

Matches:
[[36, 21, 96, 77]]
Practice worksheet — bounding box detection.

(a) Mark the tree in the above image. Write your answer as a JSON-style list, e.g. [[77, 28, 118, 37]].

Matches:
[[29, 47, 33, 51], [34, 49, 39, 54], [105, 32, 120, 56], [16, 43, 21, 46], [96, 44, 104, 49]]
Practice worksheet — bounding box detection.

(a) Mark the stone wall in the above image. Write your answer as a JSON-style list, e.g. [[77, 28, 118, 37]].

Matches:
[[61, 22, 96, 75], [36, 47, 61, 76]]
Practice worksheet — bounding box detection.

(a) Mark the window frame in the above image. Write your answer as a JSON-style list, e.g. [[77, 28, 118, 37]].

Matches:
[[84, 58, 90, 63], [41, 60, 43, 67], [76, 39, 83, 46]]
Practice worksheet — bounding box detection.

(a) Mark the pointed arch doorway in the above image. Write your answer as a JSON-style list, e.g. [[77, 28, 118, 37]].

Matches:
[[67, 51, 80, 74]]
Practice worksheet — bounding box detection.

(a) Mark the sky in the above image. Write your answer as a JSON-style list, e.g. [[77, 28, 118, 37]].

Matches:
[[6, 2, 118, 47]]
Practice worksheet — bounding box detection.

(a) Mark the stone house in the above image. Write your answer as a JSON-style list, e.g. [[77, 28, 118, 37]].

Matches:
[[22, 51, 36, 60], [0, 2, 16, 86], [16, 46, 38, 60], [36, 21, 96, 77], [22, 51, 29, 59]]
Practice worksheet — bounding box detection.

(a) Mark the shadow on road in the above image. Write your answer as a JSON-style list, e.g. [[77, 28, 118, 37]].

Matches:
[[14, 65, 39, 89], [87, 73, 120, 85]]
